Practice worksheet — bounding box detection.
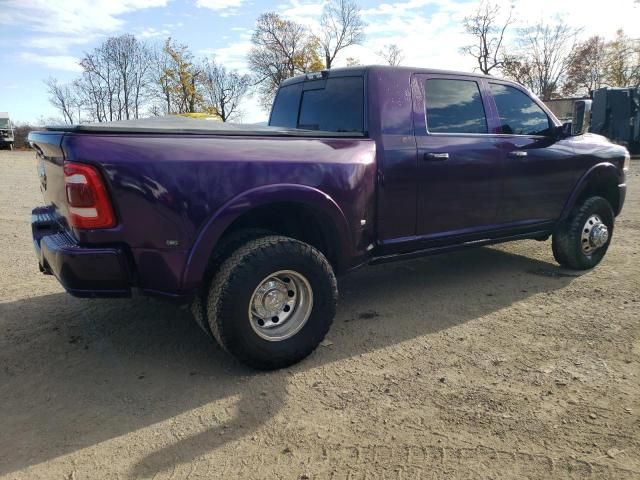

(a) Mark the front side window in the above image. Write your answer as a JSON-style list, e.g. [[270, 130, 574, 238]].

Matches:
[[424, 79, 488, 134], [490, 83, 552, 136]]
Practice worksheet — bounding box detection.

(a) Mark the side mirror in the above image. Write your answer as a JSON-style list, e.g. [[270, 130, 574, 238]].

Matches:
[[571, 99, 592, 136]]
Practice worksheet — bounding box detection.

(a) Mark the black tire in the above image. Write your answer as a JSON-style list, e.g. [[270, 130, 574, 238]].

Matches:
[[552, 196, 614, 270], [191, 228, 273, 336], [206, 235, 337, 370]]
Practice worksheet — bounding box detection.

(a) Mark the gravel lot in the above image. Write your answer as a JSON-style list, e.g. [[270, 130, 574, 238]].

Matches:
[[1, 149, 639, 479]]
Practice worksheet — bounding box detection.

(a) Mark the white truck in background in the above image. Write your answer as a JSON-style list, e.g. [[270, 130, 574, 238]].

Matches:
[[0, 112, 15, 150]]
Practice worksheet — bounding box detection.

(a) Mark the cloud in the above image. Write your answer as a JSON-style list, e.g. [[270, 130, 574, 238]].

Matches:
[[20, 52, 83, 72], [507, 0, 640, 38], [196, 0, 244, 11], [138, 27, 172, 38], [199, 38, 253, 73], [1, 0, 172, 78], [25, 35, 100, 52], [279, 0, 325, 28], [0, 0, 169, 37], [198, 27, 253, 72], [328, 0, 471, 71]]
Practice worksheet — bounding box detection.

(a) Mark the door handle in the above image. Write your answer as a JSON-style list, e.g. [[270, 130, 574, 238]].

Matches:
[[508, 150, 528, 158], [424, 152, 449, 161]]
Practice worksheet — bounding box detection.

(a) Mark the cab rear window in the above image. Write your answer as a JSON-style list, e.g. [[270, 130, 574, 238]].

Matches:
[[269, 76, 364, 133]]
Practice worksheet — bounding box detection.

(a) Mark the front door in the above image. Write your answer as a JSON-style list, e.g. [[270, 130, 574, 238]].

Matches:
[[413, 74, 504, 241], [487, 81, 578, 225]]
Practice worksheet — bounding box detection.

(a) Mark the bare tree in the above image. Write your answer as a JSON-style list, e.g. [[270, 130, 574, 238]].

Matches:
[[76, 34, 153, 122], [604, 29, 640, 87], [563, 36, 608, 95], [130, 39, 153, 118], [44, 78, 80, 124], [80, 49, 118, 121], [103, 34, 153, 120], [75, 68, 108, 122], [248, 12, 323, 109], [318, 0, 366, 69], [377, 44, 404, 66], [501, 21, 579, 100], [201, 58, 250, 122], [149, 42, 174, 115], [461, 0, 512, 75]]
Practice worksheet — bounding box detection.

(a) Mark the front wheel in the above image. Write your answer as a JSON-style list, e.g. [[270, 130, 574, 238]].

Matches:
[[206, 236, 337, 369], [552, 196, 614, 270]]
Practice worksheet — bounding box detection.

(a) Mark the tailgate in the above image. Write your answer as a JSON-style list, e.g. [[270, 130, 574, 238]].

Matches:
[[28, 131, 69, 225]]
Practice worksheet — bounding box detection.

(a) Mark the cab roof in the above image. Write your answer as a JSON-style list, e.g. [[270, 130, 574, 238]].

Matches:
[[280, 65, 509, 87]]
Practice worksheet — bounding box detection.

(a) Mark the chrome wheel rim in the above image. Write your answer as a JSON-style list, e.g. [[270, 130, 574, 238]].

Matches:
[[581, 214, 609, 255], [248, 270, 313, 342]]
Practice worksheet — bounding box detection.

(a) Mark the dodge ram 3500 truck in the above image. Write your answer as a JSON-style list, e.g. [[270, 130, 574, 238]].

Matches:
[[29, 66, 629, 369]]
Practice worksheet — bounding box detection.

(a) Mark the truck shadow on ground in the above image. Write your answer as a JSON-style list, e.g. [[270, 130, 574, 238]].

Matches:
[[0, 246, 576, 477]]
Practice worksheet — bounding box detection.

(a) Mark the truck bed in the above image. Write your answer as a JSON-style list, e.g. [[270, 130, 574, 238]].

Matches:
[[45, 116, 366, 137]]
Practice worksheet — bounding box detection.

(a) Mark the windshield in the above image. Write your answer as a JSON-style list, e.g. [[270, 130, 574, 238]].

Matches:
[[0, 118, 11, 129]]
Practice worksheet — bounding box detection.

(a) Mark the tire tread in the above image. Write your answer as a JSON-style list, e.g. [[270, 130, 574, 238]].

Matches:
[[207, 235, 337, 369], [552, 196, 614, 270]]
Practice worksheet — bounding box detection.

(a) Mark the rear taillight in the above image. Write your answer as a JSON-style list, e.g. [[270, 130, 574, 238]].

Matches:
[[63, 162, 116, 229]]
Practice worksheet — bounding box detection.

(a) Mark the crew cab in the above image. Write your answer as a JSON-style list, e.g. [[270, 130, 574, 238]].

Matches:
[[29, 66, 629, 369]]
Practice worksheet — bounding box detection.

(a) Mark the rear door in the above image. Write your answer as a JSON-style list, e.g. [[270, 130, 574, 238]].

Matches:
[[412, 74, 504, 240], [487, 81, 577, 224]]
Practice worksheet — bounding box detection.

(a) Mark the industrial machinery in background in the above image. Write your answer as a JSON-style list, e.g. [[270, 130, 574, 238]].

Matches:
[[590, 87, 640, 154], [545, 88, 640, 154], [0, 112, 15, 150]]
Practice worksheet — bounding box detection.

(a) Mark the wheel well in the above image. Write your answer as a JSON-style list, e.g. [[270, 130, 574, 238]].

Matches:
[[576, 174, 620, 214], [216, 202, 343, 272]]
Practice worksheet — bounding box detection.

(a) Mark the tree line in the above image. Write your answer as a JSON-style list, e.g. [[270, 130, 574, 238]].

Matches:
[[46, 0, 639, 124], [461, 1, 640, 100], [46, 36, 251, 124]]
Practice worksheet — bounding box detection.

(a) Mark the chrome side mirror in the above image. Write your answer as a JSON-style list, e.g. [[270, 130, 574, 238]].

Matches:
[[572, 99, 592, 136]]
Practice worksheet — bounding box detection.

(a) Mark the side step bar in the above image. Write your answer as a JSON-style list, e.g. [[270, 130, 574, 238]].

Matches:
[[370, 230, 551, 266]]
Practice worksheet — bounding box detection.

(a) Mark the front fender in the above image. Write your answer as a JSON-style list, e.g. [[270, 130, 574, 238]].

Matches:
[[558, 162, 623, 222], [181, 184, 352, 291]]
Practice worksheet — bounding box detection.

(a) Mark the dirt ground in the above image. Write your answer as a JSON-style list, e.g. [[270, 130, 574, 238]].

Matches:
[[0, 150, 638, 480]]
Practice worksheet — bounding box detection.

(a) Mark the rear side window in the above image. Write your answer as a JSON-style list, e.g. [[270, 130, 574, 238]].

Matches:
[[269, 83, 303, 128], [425, 79, 488, 134], [298, 77, 364, 132], [490, 83, 552, 135], [269, 76, 364, 133]]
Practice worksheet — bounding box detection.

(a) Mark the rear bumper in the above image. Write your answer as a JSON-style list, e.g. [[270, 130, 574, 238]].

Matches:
[[32, 206, 131, 297]]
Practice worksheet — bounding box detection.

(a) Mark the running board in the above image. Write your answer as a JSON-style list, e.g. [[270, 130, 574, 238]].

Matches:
[[369, 230, 551, 265]]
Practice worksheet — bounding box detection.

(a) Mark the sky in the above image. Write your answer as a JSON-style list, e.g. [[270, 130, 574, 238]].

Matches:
[[0, 0, 639, 125]]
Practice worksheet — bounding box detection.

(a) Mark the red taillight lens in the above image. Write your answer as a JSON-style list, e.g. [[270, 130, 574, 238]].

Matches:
[[64, 162, 116, 229]]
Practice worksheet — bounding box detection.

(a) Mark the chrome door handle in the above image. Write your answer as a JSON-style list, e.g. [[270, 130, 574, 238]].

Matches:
[[424, 152, 449, 161], [508, 150, 528, 158]]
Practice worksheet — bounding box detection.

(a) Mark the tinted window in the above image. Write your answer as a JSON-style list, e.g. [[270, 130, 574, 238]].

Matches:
[[269, 83, 303, 128], [490, 83, 551, 135], [425, 79, 487, 134], [298, 77, 364, 132]]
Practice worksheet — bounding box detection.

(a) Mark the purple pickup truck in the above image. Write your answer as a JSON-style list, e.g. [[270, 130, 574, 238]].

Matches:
[[29, 66, 629, 369]]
